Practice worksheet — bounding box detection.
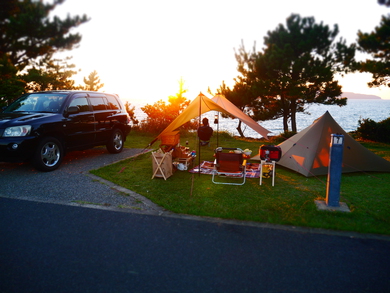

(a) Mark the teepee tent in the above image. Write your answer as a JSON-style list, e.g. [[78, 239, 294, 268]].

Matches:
[[156, 93, 271, 141], [271, 111, 390, 177]]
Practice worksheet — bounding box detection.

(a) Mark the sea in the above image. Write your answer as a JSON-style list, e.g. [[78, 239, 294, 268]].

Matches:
[[133, 99, 390, 138]]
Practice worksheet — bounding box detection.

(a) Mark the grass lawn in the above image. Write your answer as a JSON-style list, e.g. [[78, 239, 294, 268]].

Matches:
[[90, 131, 390, 236]]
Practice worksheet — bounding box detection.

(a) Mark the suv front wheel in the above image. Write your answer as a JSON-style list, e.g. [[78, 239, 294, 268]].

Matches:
[[106, 128, 124, 154], [32, 137, 64, 172]]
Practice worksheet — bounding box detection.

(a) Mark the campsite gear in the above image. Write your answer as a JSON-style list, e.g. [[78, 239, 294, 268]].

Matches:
[[190, 161, 260, 178], [156, 93, 271, 142], [177, 163, 186, 171], [259, 161, 276, 186], [160, 131, 180, 152], [172, 145, 191, 159], [274, 111, 390, 177], [259, 145, 282, 162], [214, 113, 219, 124], [200, 140, 210, 146], [256, 145, 281, 186], [212, 147, 247, 185], [243, 149, 252, 156], [152, 150, 173, 180], [176, 156, 193, 170], [150, 93, 271, 176], [262, 163, 273, 178]]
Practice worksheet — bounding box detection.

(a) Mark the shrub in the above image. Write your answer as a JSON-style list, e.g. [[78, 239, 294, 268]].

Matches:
[[377, 117, 390, 143], [356, 118, 378, 141], [139, 80, 197, 134], [356, 117, 390, 143]]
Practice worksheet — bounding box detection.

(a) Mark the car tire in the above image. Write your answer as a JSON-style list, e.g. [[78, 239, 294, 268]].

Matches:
[[106, 128, 124, 154], [32, 137, 64, 172]]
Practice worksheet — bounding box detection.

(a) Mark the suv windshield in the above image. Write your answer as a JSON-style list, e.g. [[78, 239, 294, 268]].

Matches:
[[4, 93, 67, 113]]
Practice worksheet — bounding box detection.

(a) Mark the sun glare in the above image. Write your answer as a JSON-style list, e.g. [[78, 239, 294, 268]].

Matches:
[[52, 0, 390, 111]]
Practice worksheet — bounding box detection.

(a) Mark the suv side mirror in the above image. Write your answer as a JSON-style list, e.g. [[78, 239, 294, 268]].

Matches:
[[64, 106, 79, 117]]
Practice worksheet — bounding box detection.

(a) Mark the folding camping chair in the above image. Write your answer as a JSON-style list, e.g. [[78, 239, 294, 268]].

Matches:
[[212, 147, 246, 185]]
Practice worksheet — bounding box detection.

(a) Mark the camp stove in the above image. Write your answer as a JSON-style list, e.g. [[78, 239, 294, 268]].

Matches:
[[259, 145, 282, 162]]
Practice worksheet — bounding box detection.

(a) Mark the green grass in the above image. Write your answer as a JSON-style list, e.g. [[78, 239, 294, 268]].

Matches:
[[90, 131, 390, 235]]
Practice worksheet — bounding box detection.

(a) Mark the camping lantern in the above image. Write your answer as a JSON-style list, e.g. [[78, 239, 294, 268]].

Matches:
[[214, 113, 219, 124]]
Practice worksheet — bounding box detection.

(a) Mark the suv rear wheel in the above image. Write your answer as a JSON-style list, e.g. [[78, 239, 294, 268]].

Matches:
[[32, 137, 64, 172], [106, 128, 124, 154]]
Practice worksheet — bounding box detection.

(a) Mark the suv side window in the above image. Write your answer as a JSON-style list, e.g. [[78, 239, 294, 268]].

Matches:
[[69, 97, 90, 112], [106, 95, 121, 110], [90, 96, 108, 111]]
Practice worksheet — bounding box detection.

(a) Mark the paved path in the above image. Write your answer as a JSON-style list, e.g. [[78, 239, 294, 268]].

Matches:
[[0, 147, 163, 213], [1, 147, 390, 292], [1, 197, 390, 293]]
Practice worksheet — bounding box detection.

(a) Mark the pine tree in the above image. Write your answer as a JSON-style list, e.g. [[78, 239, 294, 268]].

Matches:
[[0, 0, 89, 102], [357, 15, 390, 88], [82, 70, 104, 91], [221, 14, 356, 133]]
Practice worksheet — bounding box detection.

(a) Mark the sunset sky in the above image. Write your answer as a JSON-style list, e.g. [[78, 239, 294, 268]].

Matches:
[[54, 0, 390, 103]]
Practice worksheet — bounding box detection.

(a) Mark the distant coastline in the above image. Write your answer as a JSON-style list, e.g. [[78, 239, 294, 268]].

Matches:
[[342, 92, 381, 100]]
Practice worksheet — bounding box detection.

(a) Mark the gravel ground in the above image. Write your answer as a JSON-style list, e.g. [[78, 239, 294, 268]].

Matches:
[[0, 147, 166, 215]]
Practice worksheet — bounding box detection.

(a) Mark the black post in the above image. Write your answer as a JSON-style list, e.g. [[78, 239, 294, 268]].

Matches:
[[214, 112, 219, 147], [198, 96, 201, 175]]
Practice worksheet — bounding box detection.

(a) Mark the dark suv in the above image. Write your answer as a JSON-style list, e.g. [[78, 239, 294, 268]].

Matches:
[[0, 91, 131, 171]]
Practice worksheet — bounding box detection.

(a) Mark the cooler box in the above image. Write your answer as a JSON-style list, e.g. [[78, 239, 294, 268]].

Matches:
[[160, 131, 180, 146], [259, 145, 282, 162]]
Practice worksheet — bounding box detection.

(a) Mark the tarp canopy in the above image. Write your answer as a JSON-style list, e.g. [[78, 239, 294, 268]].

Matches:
[[252, 111, 390, 177], [157, 92, 271, 140], [211, 95, 272, 139]]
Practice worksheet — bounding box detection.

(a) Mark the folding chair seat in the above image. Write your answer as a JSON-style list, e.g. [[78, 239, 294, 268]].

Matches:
[[212, 148, 246, 185]]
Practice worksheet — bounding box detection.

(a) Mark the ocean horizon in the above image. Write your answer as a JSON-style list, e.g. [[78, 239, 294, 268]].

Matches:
[[134, 99, 390, 138]]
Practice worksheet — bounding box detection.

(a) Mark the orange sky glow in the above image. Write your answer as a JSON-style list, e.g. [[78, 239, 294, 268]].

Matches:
[[54, 0, 390, 104]]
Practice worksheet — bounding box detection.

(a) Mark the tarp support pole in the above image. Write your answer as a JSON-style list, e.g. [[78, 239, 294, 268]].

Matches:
[[198, 94, 202, 175], [215, 112, 219, 147]]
